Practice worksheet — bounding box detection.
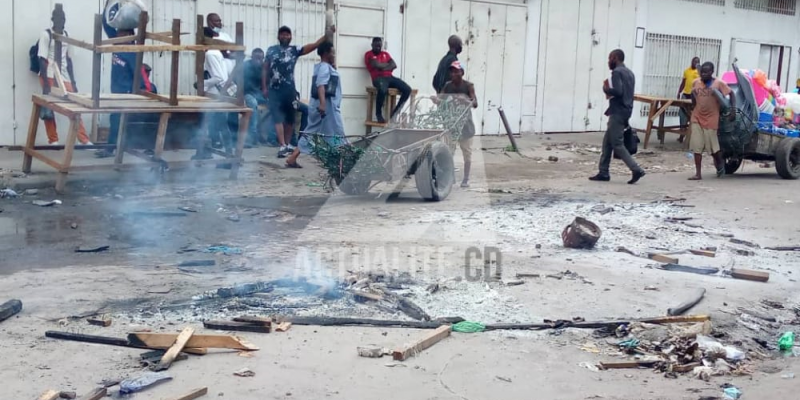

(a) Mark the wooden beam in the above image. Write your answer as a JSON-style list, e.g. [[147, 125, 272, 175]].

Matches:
[[731, 268, 770, 283], [94, 44, 246, 53], [0, 299, 23, 323], [100, 35, 138, 45], [166, 388, 208, 400], [138, 90, 172, 104], [648, 253, 679, 264], [154, 327, 195, 371], [92, 14, 103, 108], [23, 148, 66, 171], [77, 388, 107, 400], [599, 361, 658, 370], [232, 316, 273, 326], [131, 12, 148, 95], [689, 249, 716, 258], [482, 315, 711, 331], [37, 389, 60, 400], [392, 325, 451, 361], [53, 33, 95, 51], [170, 19, 181, 106], [234, 22, 245, 107], [203, 320, 271, 333], [127, 332, 259, 350], [44, 331, 207, 355], [195, 15, 205, 97]]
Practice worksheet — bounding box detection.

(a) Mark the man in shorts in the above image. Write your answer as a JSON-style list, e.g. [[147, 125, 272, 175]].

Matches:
[[437, 61, 476, 188], [263, 26, 333, 158], [689, 62, 736, 180]]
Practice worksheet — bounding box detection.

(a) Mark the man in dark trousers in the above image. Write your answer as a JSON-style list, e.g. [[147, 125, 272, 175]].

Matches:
[[364, 37, 411, 123], [432, 35, 463, 93], [589, 49, 646, 184]]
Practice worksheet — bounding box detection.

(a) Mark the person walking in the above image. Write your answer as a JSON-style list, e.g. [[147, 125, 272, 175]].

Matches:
[[285, 42, 344, 168], [688, 62, 735, 180], [589, 49, 646, 184], [364, 37, 411, 123], [433, 35, 463, 94], [37, 6, 92, 145], [677, 57, 700, 137]]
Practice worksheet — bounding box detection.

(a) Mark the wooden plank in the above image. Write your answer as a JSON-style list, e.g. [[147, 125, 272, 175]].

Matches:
[[275, 322, 292, 332], [230, 110, 250, 180], [232, 316, 273, 326], [392, 325, 451, 361], [154, 113, 171, 159], [127, 332, 259, 350], [234, 22, 245, 107], [100, 35, 138, 45], [56, 116, 80, 192], [37, 389, 60, 400], [53, 33, 95, 51], [86, 316, 112, 327], [136, 90, 171, 104], [731, 268, 769, 283], [648, 253, 679, 264], [131, 12, 148, 95], [203, 320, 271, 334], [155, 327, 195, 371], [689, 249, 716, 258], [77, 388, 107, 400], [94, 44, 246, 53], [44, 330, 207, 354], [23, 148, 65, 171], [195, 15, 205, 97], [0, 299, 22, 323], [166, 387, 208, 400], [22, 103, 40, 173], [348, 289, 384, 301], [599, 361, 658, 370], [92, 14, 103, 109], [170, 19, 181, 106]]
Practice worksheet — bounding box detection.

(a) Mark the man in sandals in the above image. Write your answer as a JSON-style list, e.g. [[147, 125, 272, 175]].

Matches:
[[689, 62, 735, 180]]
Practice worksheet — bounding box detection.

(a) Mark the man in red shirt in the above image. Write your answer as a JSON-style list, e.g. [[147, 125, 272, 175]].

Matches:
[[365, 37, 411, 123]]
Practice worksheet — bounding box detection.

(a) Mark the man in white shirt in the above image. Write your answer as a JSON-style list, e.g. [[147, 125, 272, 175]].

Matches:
[[196, 14, 235, 159], [38, 5, 92, 145]]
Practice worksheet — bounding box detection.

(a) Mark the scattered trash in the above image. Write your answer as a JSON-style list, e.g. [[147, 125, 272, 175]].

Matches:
[[778, 331, 795, 352], [24, 189, 39, 196], [488, 188, 512, 194], [644, 286, 659, 291], [233, 368, 255, 377], [32, 200, 61, 207], [504, 280, 525, 286], [70, 223, 78, 229], [58, 391, 77, 399], [562, 217, 601, 249], [495, 376, 512, 383], [0, 299, 23, 324], [87, 316, 112, 327], [74, 245, 110, 253], [357, 345, 388, 358], [729, 238, 759, 248], [377, 211, 390, 218], [306, 182, 323, 187], [119, 372, 172, 394], [722, 386, 742, 400], [227, 214, 241, 222], [179, 206, 198, 213], [782, 372, 795, 379], [452, 321, 486, 333], [0, 188, 18, 198], [591, 205, 614, 215], [579, 361, 600, 372], [548, 156, 559, 162], [659, 264, 719, 276], [204, 246, 243, 255]]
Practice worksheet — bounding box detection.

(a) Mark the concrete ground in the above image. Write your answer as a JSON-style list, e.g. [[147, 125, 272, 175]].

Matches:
[[0, 133, 798, 400]]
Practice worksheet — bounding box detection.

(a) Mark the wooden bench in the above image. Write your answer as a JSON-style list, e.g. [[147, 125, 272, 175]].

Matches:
[[634, 94, 693, 149], [365, 87, 418, 134]]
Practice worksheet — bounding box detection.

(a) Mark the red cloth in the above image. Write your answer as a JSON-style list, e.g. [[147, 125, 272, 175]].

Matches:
[[364, 50, 393, 80]]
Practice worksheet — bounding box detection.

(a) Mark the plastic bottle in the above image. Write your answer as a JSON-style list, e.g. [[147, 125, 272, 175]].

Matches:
[[779, 331, 795, 352]]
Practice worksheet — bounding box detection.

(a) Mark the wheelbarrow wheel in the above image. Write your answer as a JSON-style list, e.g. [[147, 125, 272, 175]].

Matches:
[[724, 158, 742, 175], [415, 142, 455, 201], [336, 175, 371, 195], [775, 138, 800, 180]]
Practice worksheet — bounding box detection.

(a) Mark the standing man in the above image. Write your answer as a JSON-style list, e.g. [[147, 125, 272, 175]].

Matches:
[[263, 26, 333, 158], [590, 49, 646, 184], [432, 35, 463, 94], [436, 61, 477, 188], [230, 48, 266, 148], [677, 57, 700, 134], [689, 62, 735, 180], [364, 37, 411, 123], [38, 5, 92, 146]]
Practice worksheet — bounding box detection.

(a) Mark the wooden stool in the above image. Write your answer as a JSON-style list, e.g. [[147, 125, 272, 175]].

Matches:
[[365, 86, 418, 134]]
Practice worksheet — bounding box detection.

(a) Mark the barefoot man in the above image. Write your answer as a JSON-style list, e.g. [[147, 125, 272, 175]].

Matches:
[[689, 62, 735, 180]]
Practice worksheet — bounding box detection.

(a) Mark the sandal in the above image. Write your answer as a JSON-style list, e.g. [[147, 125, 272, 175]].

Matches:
[[286, 161, 303, 169]]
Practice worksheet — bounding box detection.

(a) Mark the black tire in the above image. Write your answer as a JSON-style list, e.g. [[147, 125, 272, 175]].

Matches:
[[336, 175, 371, 195], [415, 142, 455, 201], [724, 158, 742, 175], [775, 138, 800, 180]]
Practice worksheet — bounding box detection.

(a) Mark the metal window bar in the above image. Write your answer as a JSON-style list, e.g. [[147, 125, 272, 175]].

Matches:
[[640, 33, 722, 117], [679, 0, 725, 5], [734, 0, 797, 15]]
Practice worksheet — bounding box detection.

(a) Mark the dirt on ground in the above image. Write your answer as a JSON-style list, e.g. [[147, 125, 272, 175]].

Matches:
[[0, 133, 798, 400]]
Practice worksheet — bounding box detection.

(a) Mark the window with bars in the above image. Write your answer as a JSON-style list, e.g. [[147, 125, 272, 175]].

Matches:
[[640, 33, 722, 117], [679, 0, 725, 6], [734, 0, 797, 15]]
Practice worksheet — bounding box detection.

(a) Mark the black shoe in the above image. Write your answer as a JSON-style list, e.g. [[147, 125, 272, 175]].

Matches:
[[588, 174, 610, 182], [628, 170, 645, 185], [376, 116, 387, 124]]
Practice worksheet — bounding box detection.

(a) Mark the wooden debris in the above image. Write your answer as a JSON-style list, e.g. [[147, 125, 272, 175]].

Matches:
[[731, 268, 769, 283], [166, 387, 208, 400], [232, 316, 272, 326], [515, 273, 541, 278], [392, 325, 451, 361], [155, 327, 195, 371], [736, 307, 776, 322], [659, 264, 719, 275], [672, 362, 702, 373], [0, 299, 23, 323], [87, 316, 112, 327], [689, 249, 716, 258], [203, 320, 271, 333], [233, 368, 255, 377], [127, 332, 258, 351], [616, 247, 639, 257], [648, 253, 679, 264], [599, 360, 658, 370], [482, 315, 710, 331], [276, 316, 455, 329], [348, 289, 384, 301], [44, 331, 207, 354], [58, 391, 76, 399], [274, 322, 292, 332], [667, 288, 706, 316], [765, 245, 800, 251], [38, 390, 60, 400], [77, 388, 106, 400], [357, 345, 388, 358], [730, 238, 760, 248], [504, 280, 525, 286]]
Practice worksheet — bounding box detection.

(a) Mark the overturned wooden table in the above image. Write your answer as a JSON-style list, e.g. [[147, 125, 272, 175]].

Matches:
[[22, 93, 251, 192], [634, 94, 693, 149]]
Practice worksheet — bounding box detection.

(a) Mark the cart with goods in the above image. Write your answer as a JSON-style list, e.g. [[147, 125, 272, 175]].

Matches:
[[309, 97, 472, 200], [719, 63, 800, 179]]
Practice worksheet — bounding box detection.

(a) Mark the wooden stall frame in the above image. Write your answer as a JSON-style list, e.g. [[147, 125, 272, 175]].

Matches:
[[634, 95, 694, 149]]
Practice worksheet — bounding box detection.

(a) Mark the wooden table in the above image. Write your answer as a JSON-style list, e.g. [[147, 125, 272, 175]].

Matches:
[[22, 93, 251, 193], [634, 94, 693, 149]]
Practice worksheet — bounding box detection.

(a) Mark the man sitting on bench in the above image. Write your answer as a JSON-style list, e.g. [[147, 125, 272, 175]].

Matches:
[[364, 37, 411, 123]]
